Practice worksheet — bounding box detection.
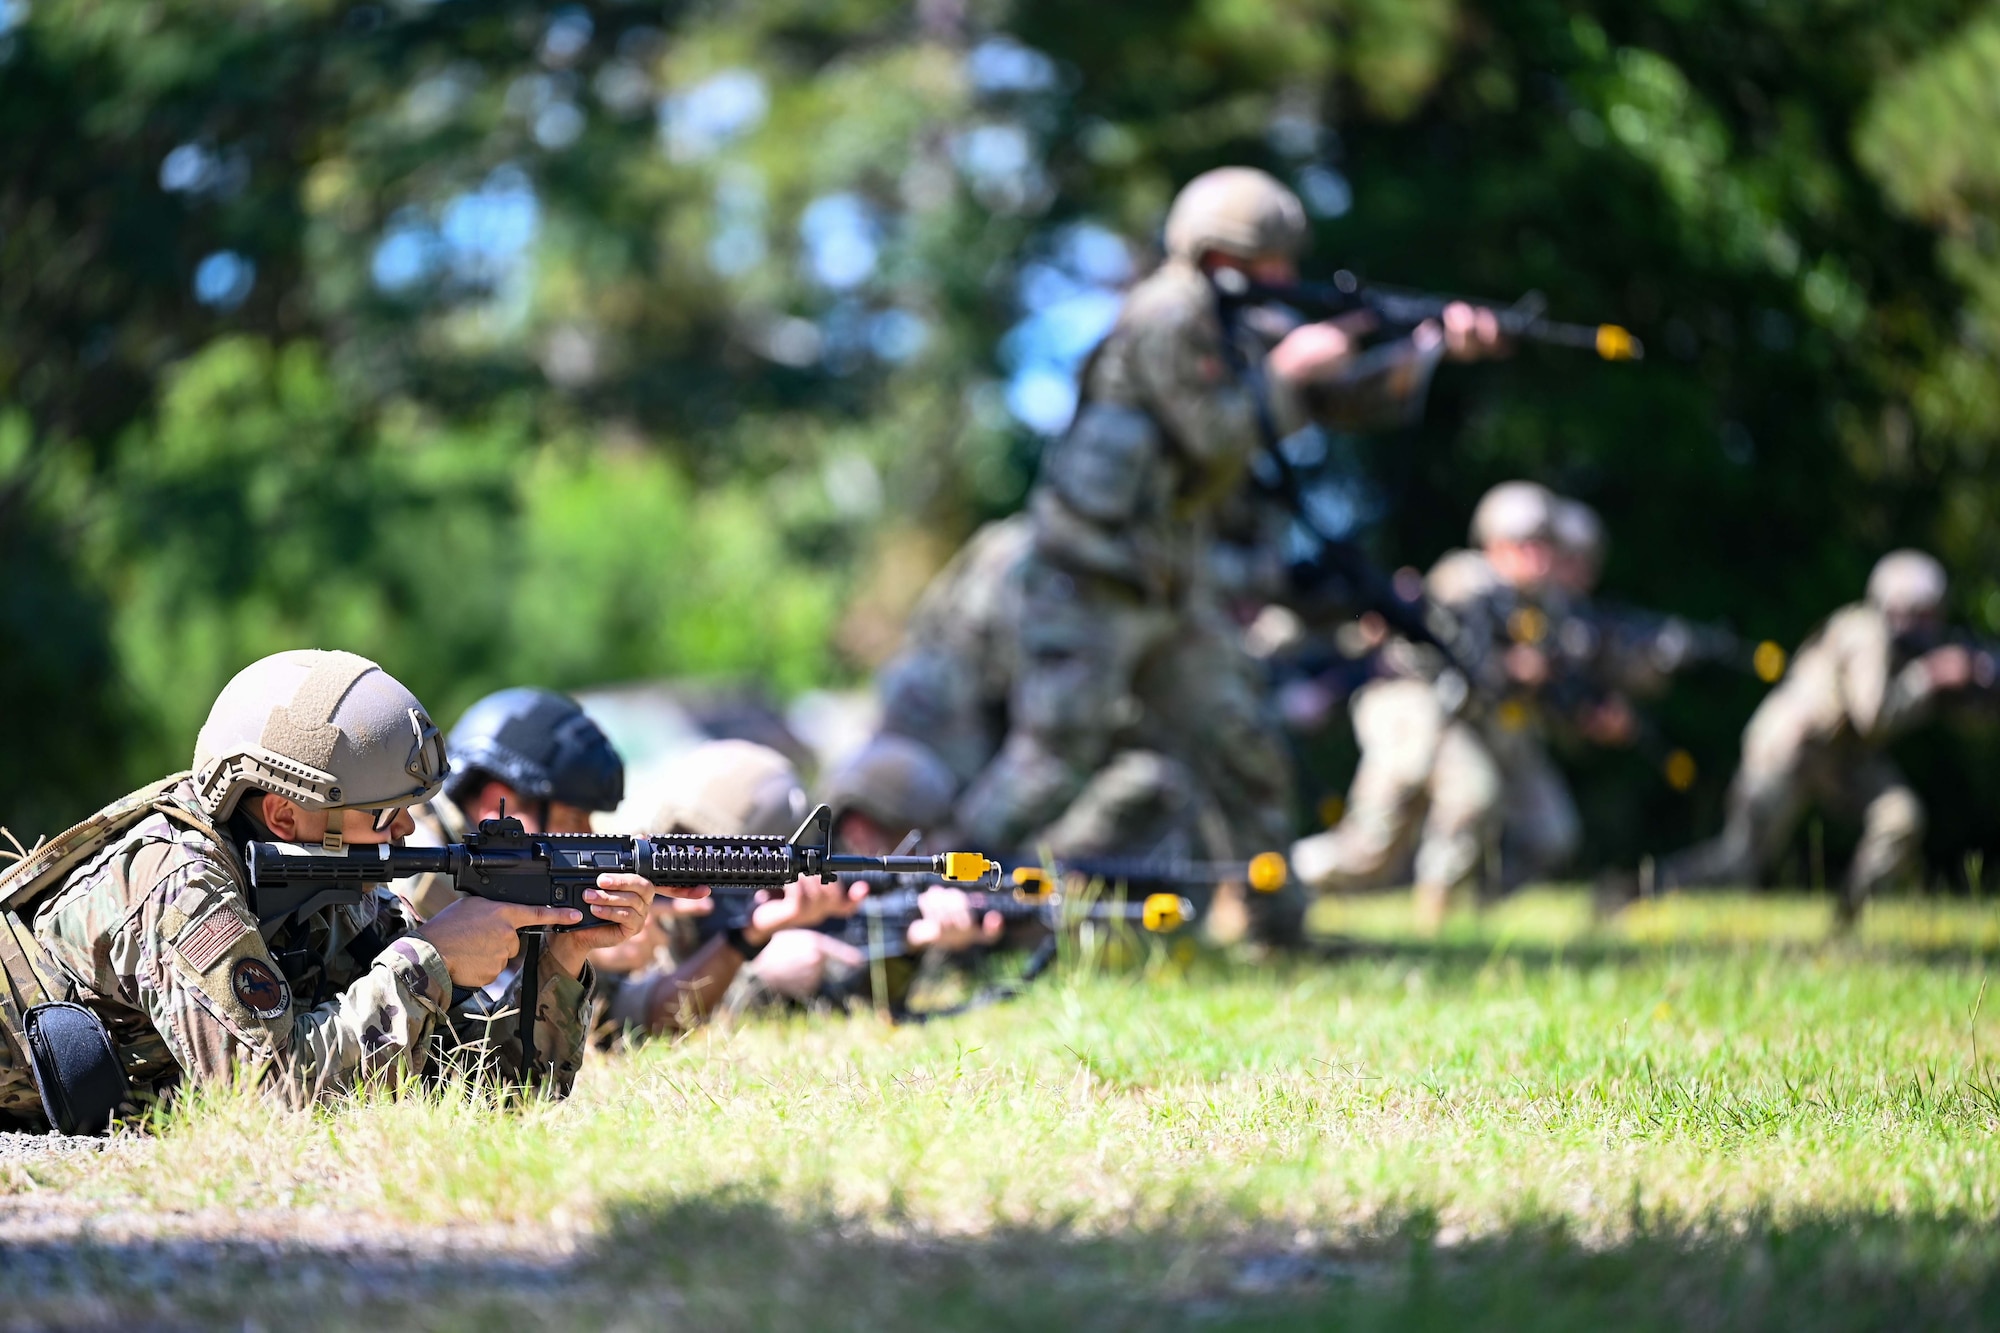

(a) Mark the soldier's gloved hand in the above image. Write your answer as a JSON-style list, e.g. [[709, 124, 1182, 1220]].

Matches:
[[546, 874, 683, 979], [744, 875, 868, 948], [415, 898, 586, 987], [906, 887, 1004, 954]]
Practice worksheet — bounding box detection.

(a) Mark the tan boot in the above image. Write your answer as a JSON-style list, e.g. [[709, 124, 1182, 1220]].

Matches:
[[1413, 880, 1452, 935]]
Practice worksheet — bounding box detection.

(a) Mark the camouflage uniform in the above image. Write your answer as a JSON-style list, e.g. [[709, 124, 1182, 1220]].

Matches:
[[1291, 550, 1506, 898], [1662, 602, 1941, 903], [878, 515, 1031, 789], [957, 257, 1434, 866], [589, 740, 812, 1039], [1482, 699, 1583, 886], [1, 779, 588, 1126], [876, 517, 1234, 864]]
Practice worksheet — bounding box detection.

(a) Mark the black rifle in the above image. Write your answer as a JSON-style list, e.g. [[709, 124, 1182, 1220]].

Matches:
[[245, 804, 994, 1074], [1214, 269, 1644, 361], [824, 850, 1286, 1016], [1886, 629, 2000, 703], [822, 870, 1200, 1020], [833, 877, 1198, 961], [1209, 289, 1461, 665], [1509, 596, 1785, 788], [1209, 267, 1640, 662], [997, 850, 1290, 898], [1531, 600, 1783, 686]]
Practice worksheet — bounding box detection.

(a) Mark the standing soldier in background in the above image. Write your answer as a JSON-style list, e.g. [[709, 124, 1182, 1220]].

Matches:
[[954, 166, 1501, 944], [1658, 551, 1980, 923], [876, 515, 1031, 791]]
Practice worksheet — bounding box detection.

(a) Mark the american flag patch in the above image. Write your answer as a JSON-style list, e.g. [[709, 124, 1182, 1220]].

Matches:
[[176, 907, 250, 973]]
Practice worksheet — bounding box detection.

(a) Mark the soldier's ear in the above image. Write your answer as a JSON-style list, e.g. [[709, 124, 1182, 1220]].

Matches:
[[261, 793, 304, 841]]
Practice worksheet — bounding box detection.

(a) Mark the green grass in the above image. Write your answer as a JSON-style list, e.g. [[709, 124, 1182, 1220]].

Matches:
[[6, 889, 2000, 1329]]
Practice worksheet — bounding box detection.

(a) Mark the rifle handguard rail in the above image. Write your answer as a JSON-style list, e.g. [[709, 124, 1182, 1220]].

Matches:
[[244, 803, 998, 926]]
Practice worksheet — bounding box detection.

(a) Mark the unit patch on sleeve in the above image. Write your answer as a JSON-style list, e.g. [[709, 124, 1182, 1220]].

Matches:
[[175, 906, 253, 973], [229, 957, 292, 1021]]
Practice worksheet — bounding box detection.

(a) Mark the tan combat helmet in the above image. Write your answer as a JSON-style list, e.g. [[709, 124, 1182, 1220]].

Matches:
[[645, 739, 807, 838], [822, 735, 957, 838], [1867, 549, 1949, 617], [1552, 497, 1605, 565], [1469, 480, 1558, 549], [1163, 167, 1309, 264], [192, 649, 448, 824], [1551, 496, 1606, 591]]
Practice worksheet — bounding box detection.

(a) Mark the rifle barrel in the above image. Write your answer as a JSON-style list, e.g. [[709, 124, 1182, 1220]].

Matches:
[[1239, 276, 1643, 362]]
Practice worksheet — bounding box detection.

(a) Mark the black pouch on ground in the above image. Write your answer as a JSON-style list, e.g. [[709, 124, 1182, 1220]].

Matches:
[[23, 1002, 129, 1135]]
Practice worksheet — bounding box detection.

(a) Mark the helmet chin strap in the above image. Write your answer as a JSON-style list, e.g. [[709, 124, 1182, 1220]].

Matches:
[[321, 812, 345, 853]]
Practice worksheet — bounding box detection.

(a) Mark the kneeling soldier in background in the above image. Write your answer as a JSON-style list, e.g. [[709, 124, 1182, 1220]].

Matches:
[[1659, 551, 1981, 923]]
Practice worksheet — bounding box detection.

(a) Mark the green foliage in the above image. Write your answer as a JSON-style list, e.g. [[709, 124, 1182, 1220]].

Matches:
[[78, 337, 841, 789]]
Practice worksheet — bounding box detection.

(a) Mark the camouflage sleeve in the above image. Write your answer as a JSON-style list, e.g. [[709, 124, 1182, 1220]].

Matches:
[[45, 853, 453, 1107], [1286, 336, 1444, 434], [1591, 625, 1674, 698], [1128, 293, 1264, 475], [1833, 611, 1898, 740], [1878, 658, 1945, 740], [439, 958, 591, 1096]]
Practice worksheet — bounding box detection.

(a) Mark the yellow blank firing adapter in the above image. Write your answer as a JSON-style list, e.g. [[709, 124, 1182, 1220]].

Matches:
[[1247, 851, 1289, 894], [1596, 325, 1643, 361], [1011, 865, 1053, 897], [1663, 749, 1699, 793], [1142, 894, 1189, 932], [943, 852, 997, 883], [1753, 640, 1788, 683]]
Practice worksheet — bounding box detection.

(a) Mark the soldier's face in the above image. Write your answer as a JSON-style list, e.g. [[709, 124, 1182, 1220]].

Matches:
[[465, 781, 593, 833], [1554, 552, 1600, 594], [1247, 255, 1298, 284], [545, 801, 595, 834], [834, 811, 898, 857], [1888, 609, 1944, 644], [1488, 539, 1558, 590], [260, 796, 414, 845], [1201, 252, 1297, 285]]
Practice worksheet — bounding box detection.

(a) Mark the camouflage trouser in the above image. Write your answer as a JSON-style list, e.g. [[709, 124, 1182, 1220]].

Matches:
[[1038, 749, 1235, 862], [1662, 741, 1923, 908], [955, 558, 1298, 943], [877, 646, 1002, 790], [1483, 707, 1582, 888], [0, 1030, 43, 1129], [957, 558, 1293, 861], [1291, 678, 1500, 896]]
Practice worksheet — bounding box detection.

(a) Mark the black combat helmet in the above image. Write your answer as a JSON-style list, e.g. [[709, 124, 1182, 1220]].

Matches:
[[442, 687, 624, 815]]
